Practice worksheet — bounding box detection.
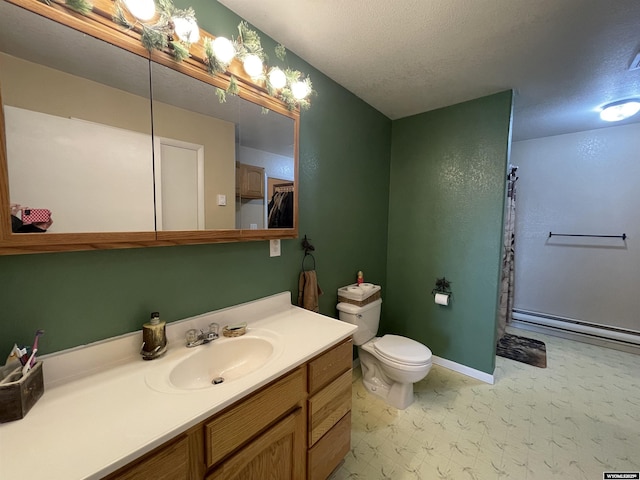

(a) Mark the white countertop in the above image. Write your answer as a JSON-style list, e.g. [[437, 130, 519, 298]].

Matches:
[[0, 292, 356, 479]]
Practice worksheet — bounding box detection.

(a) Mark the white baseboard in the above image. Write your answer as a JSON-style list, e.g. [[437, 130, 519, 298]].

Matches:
[[432, 356, 494, 384], [512, 311, 640, 355]]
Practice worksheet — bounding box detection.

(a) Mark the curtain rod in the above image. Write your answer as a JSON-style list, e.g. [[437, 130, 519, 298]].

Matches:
[[548, 232, 627, 240]]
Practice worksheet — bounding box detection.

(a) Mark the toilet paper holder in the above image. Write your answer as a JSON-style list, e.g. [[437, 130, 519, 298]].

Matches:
[[431, 277, 453, 300]]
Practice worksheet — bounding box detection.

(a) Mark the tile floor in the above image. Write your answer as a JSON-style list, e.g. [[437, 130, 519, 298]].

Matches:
[[330, 328, 640, 480]]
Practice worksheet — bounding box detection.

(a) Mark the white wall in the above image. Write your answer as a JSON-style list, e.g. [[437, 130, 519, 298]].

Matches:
[[6, 107, 154, 232], [512, 122, 640, 333], [238, 145, 294, 183]]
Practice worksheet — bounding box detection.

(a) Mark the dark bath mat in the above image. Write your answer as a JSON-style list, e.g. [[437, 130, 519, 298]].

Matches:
[[496, 333, 547, 368]]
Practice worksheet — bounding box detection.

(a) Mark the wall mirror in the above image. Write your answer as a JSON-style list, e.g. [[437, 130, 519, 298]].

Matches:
[[0, 0, 299, 254], [0, 1, 155, 235], [149, 60, 295, 232]]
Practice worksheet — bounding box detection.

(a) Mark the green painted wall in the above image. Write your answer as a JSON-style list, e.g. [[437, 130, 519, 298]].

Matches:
[[0, 2, 391, 356], [1, 1, 513, 377], [384, 91, 513, 374]]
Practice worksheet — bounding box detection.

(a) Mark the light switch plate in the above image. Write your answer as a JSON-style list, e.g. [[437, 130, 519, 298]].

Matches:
[[270, 239, 281, 257], [217, 194, 226, 206]]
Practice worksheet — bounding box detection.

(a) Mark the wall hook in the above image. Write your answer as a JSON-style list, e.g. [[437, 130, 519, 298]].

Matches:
[[301, 234, 315, 254]]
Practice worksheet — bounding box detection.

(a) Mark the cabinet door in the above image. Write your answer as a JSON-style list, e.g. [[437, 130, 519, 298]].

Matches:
[[236, 163, 264, 199], [206, 408, 305, 480], [244, 165, 264, 198]]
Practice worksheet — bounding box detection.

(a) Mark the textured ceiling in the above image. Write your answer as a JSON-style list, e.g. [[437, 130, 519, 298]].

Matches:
[[219, 0, 640, 141]]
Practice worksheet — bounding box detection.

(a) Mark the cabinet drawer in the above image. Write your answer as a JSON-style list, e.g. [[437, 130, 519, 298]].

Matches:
[[205, 367, 305, 468], [307, 411, 351, 480], [308, 338, 352, 395], [308, 369, 352, 446], [104, 435, 189, 480]]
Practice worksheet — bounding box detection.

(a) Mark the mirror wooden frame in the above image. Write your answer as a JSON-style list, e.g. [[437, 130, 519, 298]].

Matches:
[[0, 0, 299, 255]]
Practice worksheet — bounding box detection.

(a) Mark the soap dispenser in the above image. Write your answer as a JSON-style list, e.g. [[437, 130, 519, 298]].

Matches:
[[140, 312, 167, 360]]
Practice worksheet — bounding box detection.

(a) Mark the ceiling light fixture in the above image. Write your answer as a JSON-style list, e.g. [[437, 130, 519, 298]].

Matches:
[[599, 99, 640, 122], [123, 0, 156, 21]]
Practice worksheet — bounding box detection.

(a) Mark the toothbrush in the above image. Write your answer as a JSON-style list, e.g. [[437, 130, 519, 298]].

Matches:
[[30, 329, 44, 367], [22, 349, 37, 377]]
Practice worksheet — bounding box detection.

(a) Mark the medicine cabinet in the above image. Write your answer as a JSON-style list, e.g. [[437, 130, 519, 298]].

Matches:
[[0, 0, 299, 255]]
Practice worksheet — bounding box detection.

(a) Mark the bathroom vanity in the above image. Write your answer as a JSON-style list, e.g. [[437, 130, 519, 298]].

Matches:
[[105, 339, 353, 480], [0, 293, 356, 479]]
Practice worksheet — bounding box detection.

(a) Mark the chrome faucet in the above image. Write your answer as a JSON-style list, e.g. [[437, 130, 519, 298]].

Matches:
[[186, 323, 219, 348]]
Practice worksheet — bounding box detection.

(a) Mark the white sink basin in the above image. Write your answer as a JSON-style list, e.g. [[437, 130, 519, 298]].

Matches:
[[170, 337, 273, 389], [145, 329, 282, 393]]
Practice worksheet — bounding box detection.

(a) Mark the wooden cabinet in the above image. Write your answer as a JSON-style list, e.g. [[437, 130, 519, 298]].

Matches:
[[307, 338, 353, 480], [102, 339, 353, 480], [236, 162, 265, 199]]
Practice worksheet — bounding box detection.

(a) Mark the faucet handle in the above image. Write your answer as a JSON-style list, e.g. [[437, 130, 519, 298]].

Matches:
[[186, 328, 199, 347], [205, 323, 219, 341]]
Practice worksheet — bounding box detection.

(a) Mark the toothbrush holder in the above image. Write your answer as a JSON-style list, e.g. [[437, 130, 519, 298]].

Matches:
[[0, 361, 44, 423]]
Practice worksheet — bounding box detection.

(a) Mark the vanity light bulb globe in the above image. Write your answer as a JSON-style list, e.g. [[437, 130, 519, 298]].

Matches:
[[268, 68, 287, 89], [173, 17, 200, 44], [291, 80, 310, 100], [243, 54, 263, 78], [212, 37, 235, 63], [123, 0, 156, 21]]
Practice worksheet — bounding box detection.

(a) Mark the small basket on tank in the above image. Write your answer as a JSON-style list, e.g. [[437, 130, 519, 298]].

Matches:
[[337, 283, 381, 307]]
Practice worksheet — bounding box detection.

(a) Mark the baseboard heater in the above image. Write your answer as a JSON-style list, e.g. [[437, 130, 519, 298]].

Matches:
[[511, 309, 640, 351]]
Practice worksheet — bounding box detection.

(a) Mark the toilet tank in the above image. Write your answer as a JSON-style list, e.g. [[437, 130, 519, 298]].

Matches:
[[336, 299, 382, 345]]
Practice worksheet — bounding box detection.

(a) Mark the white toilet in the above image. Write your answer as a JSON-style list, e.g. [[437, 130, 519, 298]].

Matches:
[[337, 289, 432, 409]]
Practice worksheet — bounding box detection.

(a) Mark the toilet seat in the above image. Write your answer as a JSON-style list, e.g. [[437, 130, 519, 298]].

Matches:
[[373, 334, 432, 366]]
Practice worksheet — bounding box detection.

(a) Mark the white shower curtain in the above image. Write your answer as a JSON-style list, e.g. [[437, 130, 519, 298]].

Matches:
[[497, 166, 518, 340]]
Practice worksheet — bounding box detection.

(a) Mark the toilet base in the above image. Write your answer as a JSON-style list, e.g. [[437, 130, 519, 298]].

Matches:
[[362, 376, 414, 409], [359, 348, 417, 409]]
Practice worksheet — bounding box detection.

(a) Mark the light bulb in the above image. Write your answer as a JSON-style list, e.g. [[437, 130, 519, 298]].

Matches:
[[173, 17, 200, 44], [291, 80, 310, 100], [212, 37, 235, 64], [599, 100, 640, 122], [268, 68, 286, 89], [243, 54, 263, 78], [123, 0, 156, 21]]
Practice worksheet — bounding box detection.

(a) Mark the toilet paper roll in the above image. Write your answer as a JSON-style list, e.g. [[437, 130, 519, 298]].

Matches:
[[435, 293, 450, 306]]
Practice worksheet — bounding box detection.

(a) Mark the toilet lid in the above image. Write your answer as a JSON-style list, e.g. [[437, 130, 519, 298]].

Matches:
[[374, 334, 432, 366]]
